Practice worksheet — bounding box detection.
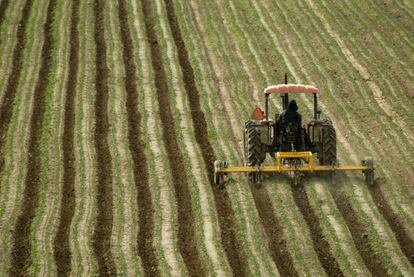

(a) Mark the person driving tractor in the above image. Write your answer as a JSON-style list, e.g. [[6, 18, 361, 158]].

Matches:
[[277, 99, 301, 127], [276, 99, 303, 151]]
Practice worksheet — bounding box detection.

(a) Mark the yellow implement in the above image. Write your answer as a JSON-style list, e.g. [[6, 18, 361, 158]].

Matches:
[[214, 152, 374, 185]]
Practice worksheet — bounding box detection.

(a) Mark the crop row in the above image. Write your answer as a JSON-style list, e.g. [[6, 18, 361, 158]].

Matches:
[[0, 0, 412, 275]]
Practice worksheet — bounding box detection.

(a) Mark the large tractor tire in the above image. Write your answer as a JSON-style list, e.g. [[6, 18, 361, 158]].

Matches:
[[244, 120, 265, 166], [319, 119, 337, 166]]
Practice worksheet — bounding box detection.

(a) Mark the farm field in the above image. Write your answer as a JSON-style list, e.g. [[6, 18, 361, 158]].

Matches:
[[0, 0, 413, 275]]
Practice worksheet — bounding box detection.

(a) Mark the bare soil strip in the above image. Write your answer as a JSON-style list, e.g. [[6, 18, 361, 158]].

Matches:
[[92, 0, 117, 275], [0, 0, 9, 27], [53, 0, 79, 275], [0, 0, 33, 179], [117, 0, 159, 275], [291, 184, 343, 276], [9, 0, 57, 274], [329, 183, 389, 275], [140, 0, 207, 275], [161, 0, 252, 275], [368, 184, 414, 266], [249, 185, 298, 276]]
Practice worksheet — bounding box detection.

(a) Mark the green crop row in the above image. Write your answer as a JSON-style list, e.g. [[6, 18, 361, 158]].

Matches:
[[104, 0, 142, 275], [0, 0, 49, 274], [71, 0, 98, 274], [31, 0, 71, 275]]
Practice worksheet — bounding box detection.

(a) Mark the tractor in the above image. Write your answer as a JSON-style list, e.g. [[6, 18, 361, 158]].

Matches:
[[214, 78, 374, 186]]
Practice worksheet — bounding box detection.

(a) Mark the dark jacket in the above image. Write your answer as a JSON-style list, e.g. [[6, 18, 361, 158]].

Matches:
[[278, 100, 302, 127]]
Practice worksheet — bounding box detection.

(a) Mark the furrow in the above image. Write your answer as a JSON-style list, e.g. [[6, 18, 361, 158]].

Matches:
[[116, 0, 158, 275], [271, 0, 414, 231], [92, 0, 117, 275], [0, 0, 25, 104], [185, 1, 286, 274], [0, 0, 33, 178], [104, 0, 141, 274], [276, 0, 410, 224], [249, 184, 299, 276], [328, 0, 414, 117], [368, 184, 414, 266], [243, 1, 343, 274], [218, 4, 327, 274], [9, 0, 57, 274], [311, 180, 368, 275], [53, 0, 79, 275], [328, 180, 390, 275], [179, 0, 275, 275], [140, 0, 207, 275], [70, 0, 98, 274], [0, 0, 46, 274], [129, 0, 184, 273], [33, 0, 71, 274], [286, 0, 414, 232], [0, 0, 9, 27], [291, 184, 344, 276], [363, 0, 414, 50], [267, 183, 323, 276], [226, 2, 366, 274], [303, 0, 414, 146], [174, 1, 259, 274], [142, 59, 183, 275], [336, 136, 414, 274], [234, 0, 410, 272], [280, 0, 414, 183], [316, 0, 414, 129], [154, 0, 228, 274]]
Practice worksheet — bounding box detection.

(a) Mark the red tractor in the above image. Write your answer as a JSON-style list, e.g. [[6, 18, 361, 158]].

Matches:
[[214, 79, 374, 185]]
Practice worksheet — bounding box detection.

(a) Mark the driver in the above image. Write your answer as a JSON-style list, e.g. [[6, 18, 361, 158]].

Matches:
[[278, 99, 302, 127]]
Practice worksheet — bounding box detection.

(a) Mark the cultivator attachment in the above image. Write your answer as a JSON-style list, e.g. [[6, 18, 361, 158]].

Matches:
[[214, 152, 374, 186]]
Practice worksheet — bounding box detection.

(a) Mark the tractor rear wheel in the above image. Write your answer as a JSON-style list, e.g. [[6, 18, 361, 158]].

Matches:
[[319, 120, 337, 166], [244, 120, 265, 166]]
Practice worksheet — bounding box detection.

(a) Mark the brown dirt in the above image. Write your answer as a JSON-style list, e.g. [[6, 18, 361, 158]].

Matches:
[[291, 184, 343, 276], [162, 0, 251, 275], [92, 0, 116, 275], [53, 0, 79, 275], [140, 0, 208, 275], [189, 2, 298, 274], [0, 0, 9, 28], [9, 0, 56, 275], [251, 183, 299, 276], [0, 0, 33, 181], [368, 182, 414, 266], [118, 0, 160, 275], [329, 180, 389, 275]]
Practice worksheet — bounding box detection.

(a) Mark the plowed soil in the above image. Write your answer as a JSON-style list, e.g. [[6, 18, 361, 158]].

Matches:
[[53, 0, 79, 275], [92, 0, 116, 275], [9, 0, 56, 274], [291, 184, 343, 276], [140, 0, 207, 275], [368, 183, 414, 266], [118, 0, 160, 275], [0, 0, 33, 177], [0, 0, 9, 28], [252, 183, 298, 276], [329, 182, 389, 275], [162, 0, 250, 275]]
